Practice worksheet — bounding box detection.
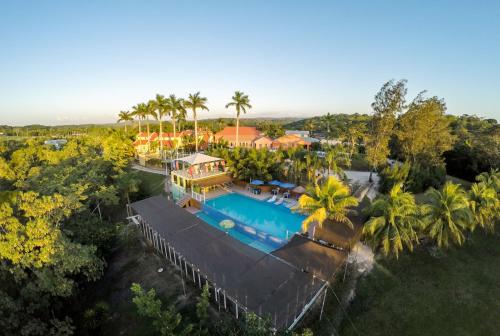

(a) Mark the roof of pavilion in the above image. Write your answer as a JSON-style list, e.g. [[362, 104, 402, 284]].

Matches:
[[174, 153, 223, 165], [130, 195, 337, 329]]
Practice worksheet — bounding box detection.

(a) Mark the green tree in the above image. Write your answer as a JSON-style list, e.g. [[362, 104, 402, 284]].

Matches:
[[304, 119, 316, 136], [468, 182, 499, 233], [366, 80, 407, 179], [379, 162, 410, 194], [422, 182, 473, 248], [320, 113, 335, 137], [165, 95, 186, 151], [294, 176, 359, 232], [131, 103, 147, 134], [131, 283, 193, 336], [476, 168, 500, 193], [117, 110, 133, 132], [152, 94, 169, 155], [225, 91, 252, 147], [362, 184, 421, 258], [195, 284, 211, 335], [324, 146, 349, 179], [184, 92, 209, 152], [395, 93, 454, 164]]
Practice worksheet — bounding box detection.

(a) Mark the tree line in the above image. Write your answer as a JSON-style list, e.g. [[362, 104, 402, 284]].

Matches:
[[0, 130, 140, 334]]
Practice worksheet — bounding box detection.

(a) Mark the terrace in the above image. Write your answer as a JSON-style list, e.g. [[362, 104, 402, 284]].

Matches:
[[128, 195, 348, 330], [170, 153, 231, 192]]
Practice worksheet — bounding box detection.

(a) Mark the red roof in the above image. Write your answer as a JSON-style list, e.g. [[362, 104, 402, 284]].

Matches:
[[133, 140, 149, 146], [215, 126, 262, 142]]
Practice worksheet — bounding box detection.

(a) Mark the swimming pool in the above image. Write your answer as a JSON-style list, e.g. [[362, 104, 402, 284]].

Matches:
[[195, 193, 305, 253]]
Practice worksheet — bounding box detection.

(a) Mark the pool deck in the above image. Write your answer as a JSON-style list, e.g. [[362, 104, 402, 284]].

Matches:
[[129, 195, 347, 330]]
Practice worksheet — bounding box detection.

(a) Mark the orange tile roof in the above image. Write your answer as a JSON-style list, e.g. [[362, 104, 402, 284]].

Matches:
[[214, 126, 262, 142]]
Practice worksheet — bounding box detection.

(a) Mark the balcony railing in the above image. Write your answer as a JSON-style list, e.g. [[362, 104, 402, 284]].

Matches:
[[172, 168, 227, 180]]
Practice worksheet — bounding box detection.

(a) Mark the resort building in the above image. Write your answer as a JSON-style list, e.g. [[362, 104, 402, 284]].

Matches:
[[214, 126, 263, 148], [272, 134, 312, 150], [253, 135, 274, 149], [133, 130, 213, 154], [170, 153, 231, 200], [285, 130, 320, 145]]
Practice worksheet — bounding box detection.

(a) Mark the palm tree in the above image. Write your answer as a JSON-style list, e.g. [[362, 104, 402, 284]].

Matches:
[[184, 92, 209, 152], [225, 91, 252, 147], [468, 182, 499, 233], [151, 94, 169, 155], [362, 184, 421, 258], [294, 176, 359, 232], [476, 168, 500, 193], [117, 110, 133, 132], [145, 100, 156, 152], [131, 103, 147, 134], [320, 113, 335, 138], [165, 95, 186, 151], [304, 152, 320, 182], [422, 182, 473, 248], [176, 108, 187, 133], [325, 146, 348, 179], [304, 119, 316, 136]]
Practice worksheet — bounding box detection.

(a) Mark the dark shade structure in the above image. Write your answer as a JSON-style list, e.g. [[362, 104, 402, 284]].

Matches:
[[272, 235, 347, 281], [129, 195, 338, 330]]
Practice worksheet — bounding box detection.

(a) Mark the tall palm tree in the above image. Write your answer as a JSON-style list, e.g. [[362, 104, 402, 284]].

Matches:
[[176, 108, 187, 133], [117, 110, 133, 132], [325, 146, 348, 179], [151, 94, 169, 155], [468, 182, 499, 233], [165, 95, 185, 151], [422, 182, 473, 248], [293, 176, 359, 232], [145, 100, 156, 152], [225, 91, 252, 147], [362, 184, 421, 258], [304, 152, 320, 182], [184, 92, 209, 152], [131, 103, 147, 134]]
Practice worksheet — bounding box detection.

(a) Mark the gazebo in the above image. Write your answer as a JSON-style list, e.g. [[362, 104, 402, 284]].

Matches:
[[171, 153, 231, 193]]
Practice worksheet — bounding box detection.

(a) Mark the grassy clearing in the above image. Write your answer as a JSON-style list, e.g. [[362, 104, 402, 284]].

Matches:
[[337, 231, 500, 336]]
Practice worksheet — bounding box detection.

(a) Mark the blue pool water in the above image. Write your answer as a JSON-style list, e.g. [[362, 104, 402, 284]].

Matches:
[[195, 193, 305, 253]]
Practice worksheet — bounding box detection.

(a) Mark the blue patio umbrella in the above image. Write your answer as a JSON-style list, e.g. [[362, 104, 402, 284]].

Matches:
[[250, 179, 264, 185], [268, 180, 281, 186], [279, 182, 296, 189]]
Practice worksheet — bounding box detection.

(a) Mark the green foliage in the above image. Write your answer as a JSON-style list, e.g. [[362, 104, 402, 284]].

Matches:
[[0, 130, 136, 334], [379, 162, 410, 193], [366, 80, 407, 170], [363, 184, 421, 258], [395, 93, 455, 164], [294, 176, 358, 231], [258, 121, 285, 138], [468, 182, 499, 233], [195, 284, 211, 335], [406, 161, 446, 193], [130, 283, 193, 336], [444, 115, 499, 180], [422, 182, 473, 248], [82, 301, 111, 333]]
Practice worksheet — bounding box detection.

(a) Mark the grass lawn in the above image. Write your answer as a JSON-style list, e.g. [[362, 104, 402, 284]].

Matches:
[[338, 231, 500, 336]]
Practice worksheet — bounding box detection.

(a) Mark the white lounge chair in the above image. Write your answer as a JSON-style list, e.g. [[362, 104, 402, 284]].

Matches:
[[275, 197, 284, 205], [267, 195, 277, 203]]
